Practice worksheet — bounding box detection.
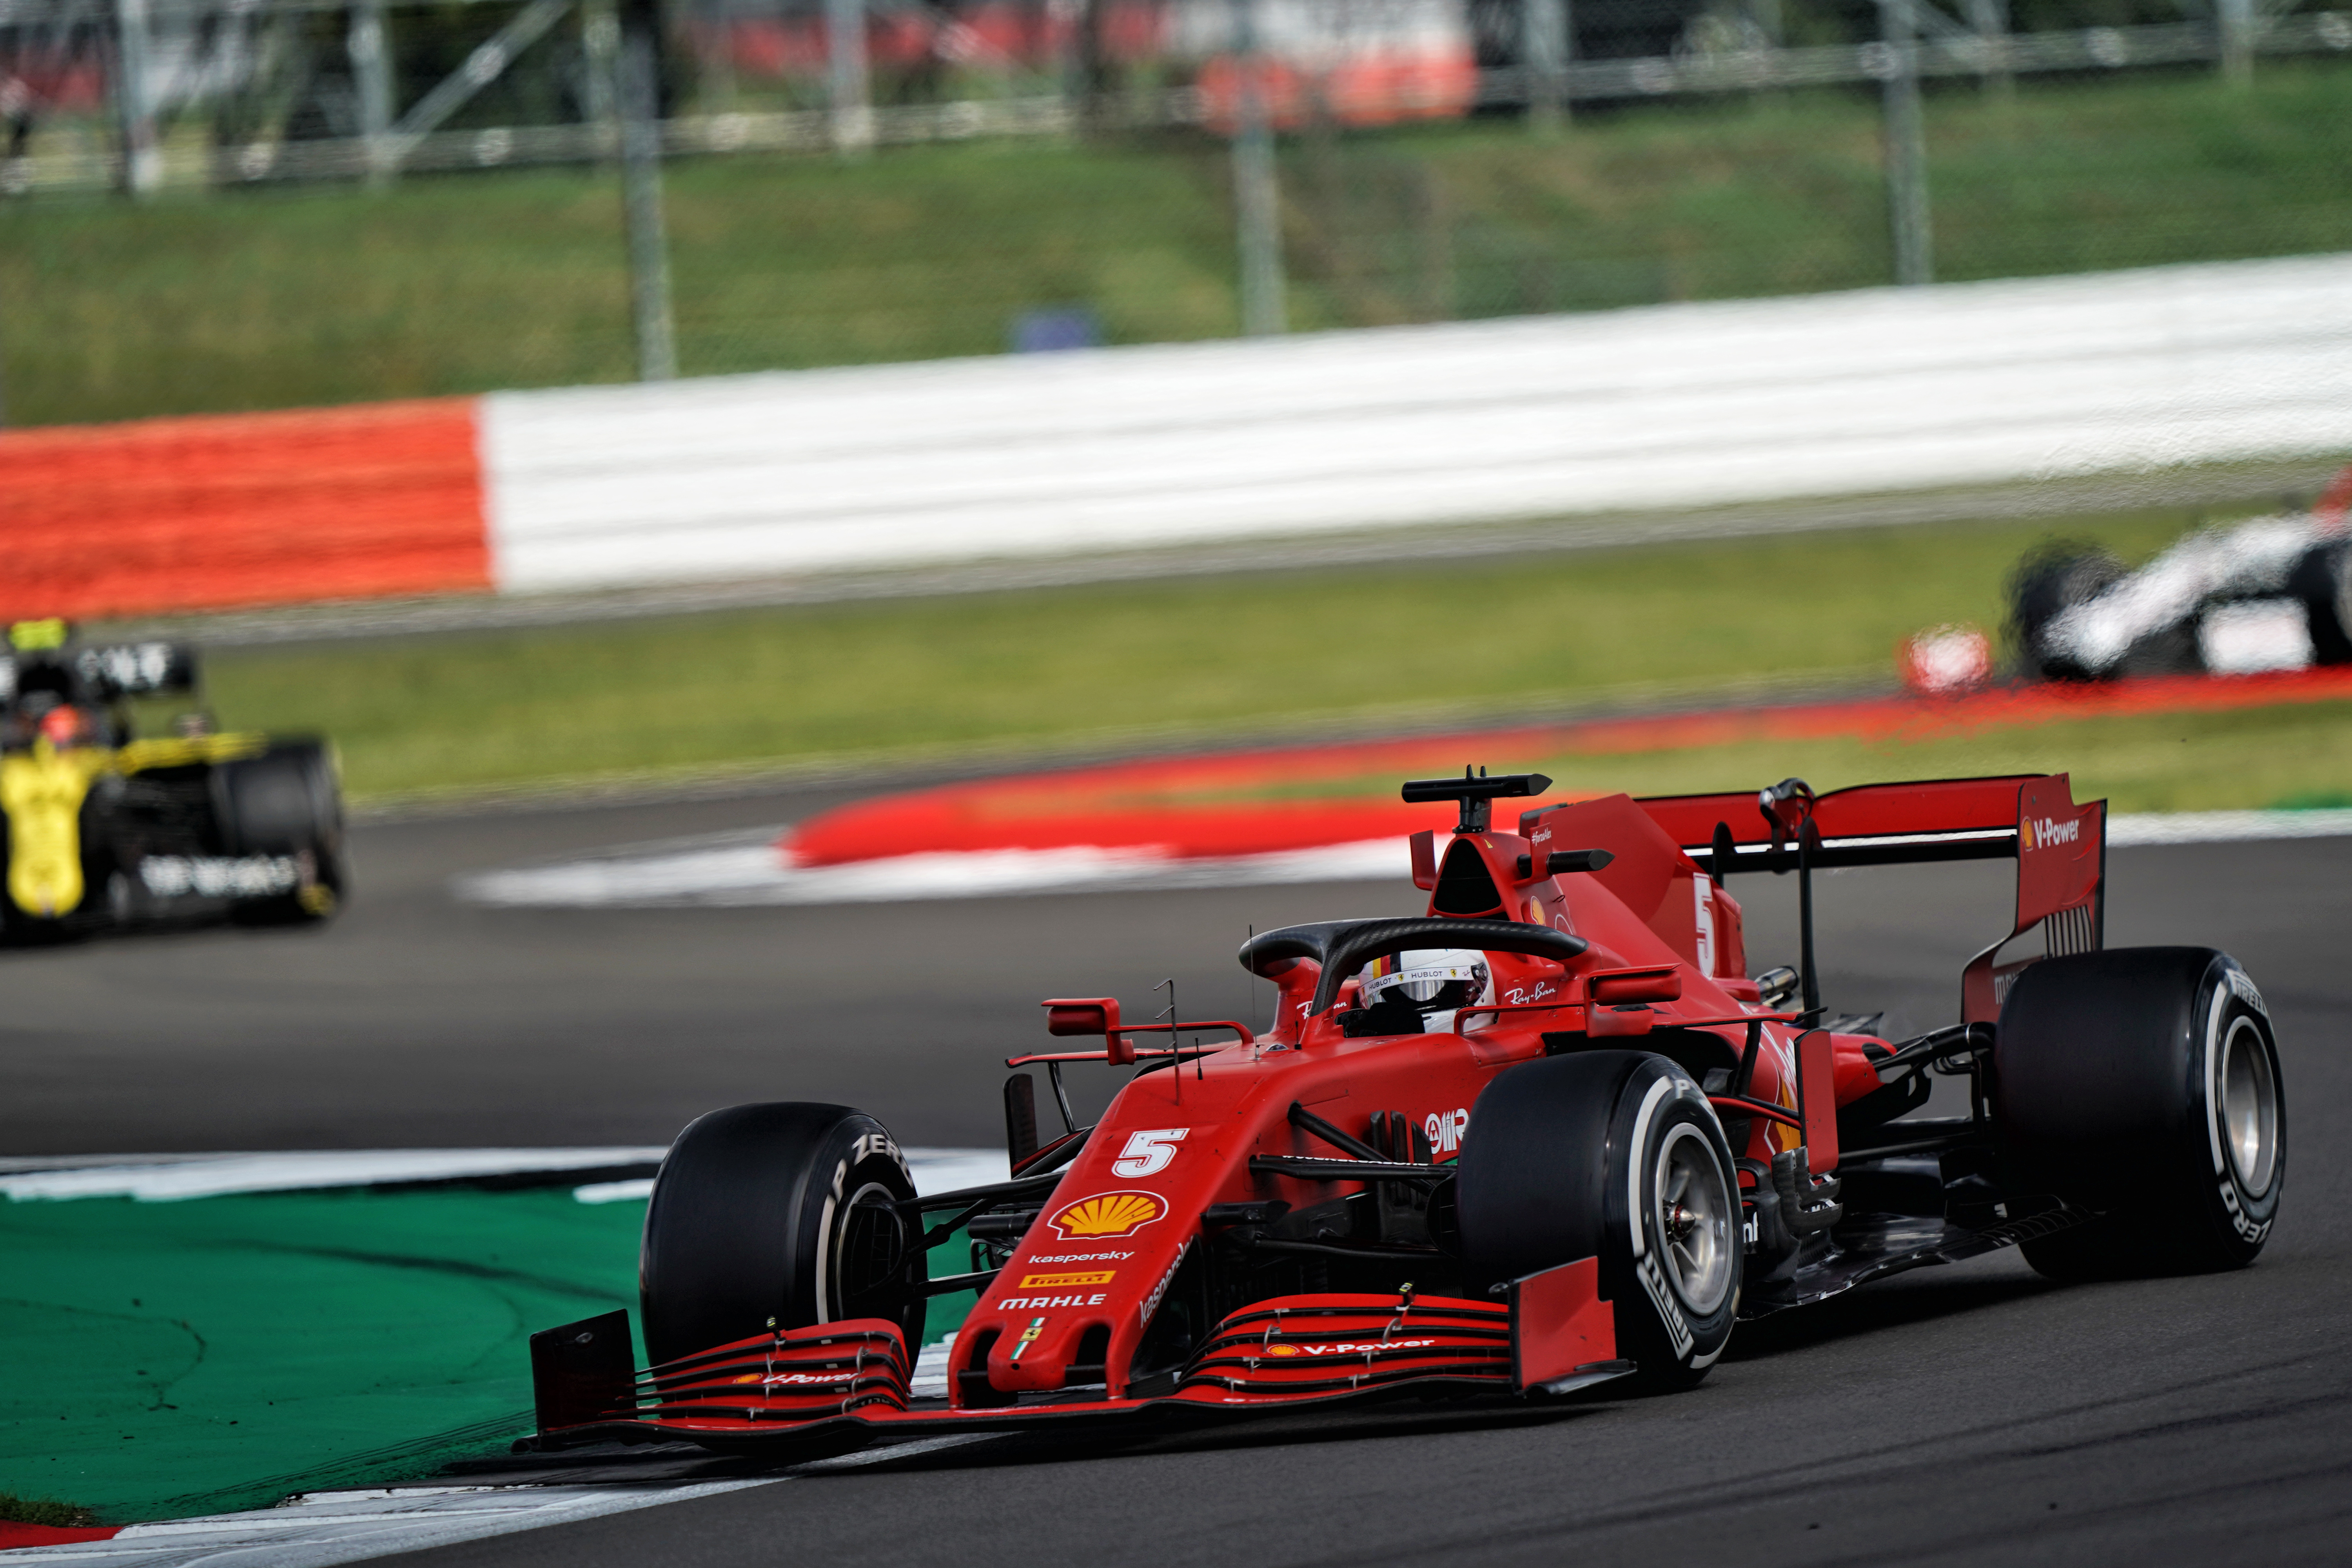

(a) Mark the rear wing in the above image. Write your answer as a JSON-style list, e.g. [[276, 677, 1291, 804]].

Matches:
[[0, 639, 196, 704], [1615, 774, 2107, 1025], [76, 641, 198, 700]]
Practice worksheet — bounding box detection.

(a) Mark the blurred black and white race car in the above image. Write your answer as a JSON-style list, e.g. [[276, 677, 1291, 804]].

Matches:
[[0, 619, 345, 942], [2011, 470, 2352, 682]]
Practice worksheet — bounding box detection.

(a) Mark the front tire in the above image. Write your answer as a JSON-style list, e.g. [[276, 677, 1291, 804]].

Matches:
[[639, 1102, 924, 1367], [213, 740, 346, 924], [2007, 542, 2124, 681], [1456, 1051, 1741, 1389], [1995, 947, 2285, 1278]]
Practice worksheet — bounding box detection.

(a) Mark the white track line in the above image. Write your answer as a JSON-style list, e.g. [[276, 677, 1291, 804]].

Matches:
[[0, 1480, 779, 1568], [0, 1430, 1011, 1568], [453, 809, 2352, 911], [0, 1148, 1005, 1203], [0, 1148, 667, 1202], [456, 836, 1408, 909], [2105, 807, 2352, 845]]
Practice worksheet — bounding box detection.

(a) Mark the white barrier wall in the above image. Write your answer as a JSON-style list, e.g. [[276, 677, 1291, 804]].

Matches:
[[480, 254, 2352, 594]]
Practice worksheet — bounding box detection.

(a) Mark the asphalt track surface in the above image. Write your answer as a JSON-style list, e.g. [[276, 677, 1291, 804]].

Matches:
[[6, 781, 2348, 1566]]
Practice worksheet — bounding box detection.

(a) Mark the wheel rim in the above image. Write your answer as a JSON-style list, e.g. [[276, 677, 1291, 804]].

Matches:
[[2218, 1015, 2278, 1194], [829, 1180, 910, 1322], [1653, 1122, 1733, 1315]]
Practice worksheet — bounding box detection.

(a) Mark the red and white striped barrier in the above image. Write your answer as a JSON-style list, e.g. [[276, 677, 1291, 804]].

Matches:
[[0, 398, 490, 619], [8, 252, 2352, 622]]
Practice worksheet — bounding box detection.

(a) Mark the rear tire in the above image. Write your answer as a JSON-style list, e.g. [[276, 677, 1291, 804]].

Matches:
[[1995, 947, 2285, 1279], [1456, 1051, 1740, 1389], [2007, 542, 2124, 681], [214, 741, 346, 924], [639, 1102, 924, 1367]]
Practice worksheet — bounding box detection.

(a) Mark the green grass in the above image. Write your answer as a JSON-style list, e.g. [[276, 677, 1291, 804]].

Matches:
[[6, 64, 2352, 425], [2271, 788, 2352, 809], [1180, 699, 2352, 817], [0, 1493, 97, 1528], [1318, 64, 2352, 322], [1520, 701, 2352, 815], [198, 503, 2303, 804], [0, 142, 1242, 425]]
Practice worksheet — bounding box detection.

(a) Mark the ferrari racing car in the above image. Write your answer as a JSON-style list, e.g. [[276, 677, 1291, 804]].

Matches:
[[0, 619, 345, 940], [527, 768, 2285, 1452]]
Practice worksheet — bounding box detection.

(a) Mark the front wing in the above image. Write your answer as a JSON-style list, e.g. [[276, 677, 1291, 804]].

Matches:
[[528, 1264, 1630, 1450]]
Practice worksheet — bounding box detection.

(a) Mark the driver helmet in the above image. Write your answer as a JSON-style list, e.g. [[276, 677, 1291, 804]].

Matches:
[[1360, 949, 1493, 1016], [37, 704, 86, 748]]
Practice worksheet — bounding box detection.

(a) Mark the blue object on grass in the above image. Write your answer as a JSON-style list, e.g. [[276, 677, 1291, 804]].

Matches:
[[1010, 306, 1103, 353]]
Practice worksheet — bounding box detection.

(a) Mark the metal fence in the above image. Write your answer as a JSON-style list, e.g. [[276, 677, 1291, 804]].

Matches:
[[2, 0, 2350, 425], [5, 0, 2342, 187]]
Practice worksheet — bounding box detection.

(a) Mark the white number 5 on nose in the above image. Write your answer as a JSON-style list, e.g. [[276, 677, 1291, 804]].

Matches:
[[1112, 1128, 1189, 1177]]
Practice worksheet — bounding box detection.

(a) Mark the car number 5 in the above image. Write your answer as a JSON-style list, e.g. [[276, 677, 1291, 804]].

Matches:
[[1112, 1129, 1188, 1178]]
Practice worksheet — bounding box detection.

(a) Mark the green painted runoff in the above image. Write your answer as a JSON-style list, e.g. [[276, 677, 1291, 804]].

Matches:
[[1, 1187, 983, 1524]]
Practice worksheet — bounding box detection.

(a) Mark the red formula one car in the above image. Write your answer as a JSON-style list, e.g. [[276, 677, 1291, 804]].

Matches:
[[527, 770, 2287, 1454]]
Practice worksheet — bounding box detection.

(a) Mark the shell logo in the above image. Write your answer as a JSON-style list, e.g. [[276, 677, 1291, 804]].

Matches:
[[1046, 1190, 1166, 1240], [1266, 1344, 1302, 1357]]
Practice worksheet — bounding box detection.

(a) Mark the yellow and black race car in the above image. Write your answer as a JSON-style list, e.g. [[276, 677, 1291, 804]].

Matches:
[[0, 619, 344, 941]]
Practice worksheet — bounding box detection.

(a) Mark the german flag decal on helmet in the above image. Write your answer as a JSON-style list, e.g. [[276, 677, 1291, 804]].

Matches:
[[1046, 1191, 1166, 1240]]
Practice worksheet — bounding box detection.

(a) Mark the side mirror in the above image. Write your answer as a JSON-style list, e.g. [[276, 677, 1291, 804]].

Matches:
[[1409, 830, 1438, 890], [1044, 996, 1133, 1065], [1586, 965, 1681, 1005]]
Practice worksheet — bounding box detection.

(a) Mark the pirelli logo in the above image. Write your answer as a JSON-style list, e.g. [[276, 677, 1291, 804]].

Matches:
[[1019, 1270, 1116, 1289]]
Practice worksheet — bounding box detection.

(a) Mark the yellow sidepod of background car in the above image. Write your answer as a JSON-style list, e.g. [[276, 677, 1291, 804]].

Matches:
[[0, 733, 270, 918], [0, 737, 111, 915]]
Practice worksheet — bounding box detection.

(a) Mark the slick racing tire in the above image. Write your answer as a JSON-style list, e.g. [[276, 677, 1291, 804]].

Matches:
[[1995, 947, 2285, 1279], [2007, 542, 2125, 681], [1456, 1051, 1741, 1390], [213, 741, 346, 924], [639, 1102, 925, 1368]]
